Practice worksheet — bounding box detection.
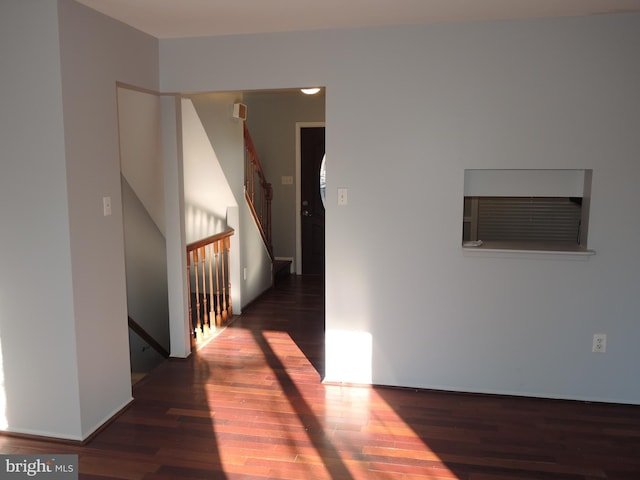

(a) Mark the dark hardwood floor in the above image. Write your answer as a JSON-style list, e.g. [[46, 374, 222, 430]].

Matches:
[[2, 275, 640, 479]]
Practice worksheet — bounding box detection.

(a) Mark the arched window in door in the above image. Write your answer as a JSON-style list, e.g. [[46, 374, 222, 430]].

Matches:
[[320, 154, 326, 207]]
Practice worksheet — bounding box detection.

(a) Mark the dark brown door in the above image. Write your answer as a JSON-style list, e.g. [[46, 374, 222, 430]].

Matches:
[[301, 127, 325, 275]]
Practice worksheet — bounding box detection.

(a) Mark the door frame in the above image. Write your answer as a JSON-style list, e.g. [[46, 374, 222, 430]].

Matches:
[[295, 122, 326, 275]]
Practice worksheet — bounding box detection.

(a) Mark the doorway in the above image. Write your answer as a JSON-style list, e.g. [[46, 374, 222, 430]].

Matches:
[[296, 124, 325, 275]]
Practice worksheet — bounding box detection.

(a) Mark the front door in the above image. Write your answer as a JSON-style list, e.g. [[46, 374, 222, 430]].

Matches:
[[301, 127, 325, 275]]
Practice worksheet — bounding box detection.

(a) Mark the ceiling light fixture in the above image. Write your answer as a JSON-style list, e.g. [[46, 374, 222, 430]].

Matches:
[[301, 87, 321, 95]]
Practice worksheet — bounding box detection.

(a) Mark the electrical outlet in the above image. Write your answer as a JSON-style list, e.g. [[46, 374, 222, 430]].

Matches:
[[592, 334, 607, 353]]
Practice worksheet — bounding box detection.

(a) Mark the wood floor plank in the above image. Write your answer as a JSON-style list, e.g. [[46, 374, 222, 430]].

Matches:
[[1, 276, 639, 479]]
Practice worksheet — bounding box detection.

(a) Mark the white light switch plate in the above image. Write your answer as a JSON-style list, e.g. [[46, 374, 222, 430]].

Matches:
[[338, 188, 348, 206], [103, 196, 112, 216]]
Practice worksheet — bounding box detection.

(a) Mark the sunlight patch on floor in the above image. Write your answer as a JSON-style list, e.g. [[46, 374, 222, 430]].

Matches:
[[259, 329, 458, 479], [195, 320, 232, 351]]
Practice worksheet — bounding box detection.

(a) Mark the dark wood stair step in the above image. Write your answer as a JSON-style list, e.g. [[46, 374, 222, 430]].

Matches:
[[273, 259, 292, 282]]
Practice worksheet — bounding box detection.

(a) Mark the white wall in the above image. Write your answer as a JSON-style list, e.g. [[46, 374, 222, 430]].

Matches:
[[161, 13, 640, 404], [190, 93, 246, 208], [161, 96, 191, 358], [57, 0, 159, 438], [238, 200, 274, 309], [117, 88, 165, 233], [464, 169, 586, 197], [0, 0, 82, 439], [181, 98, 237, 243]]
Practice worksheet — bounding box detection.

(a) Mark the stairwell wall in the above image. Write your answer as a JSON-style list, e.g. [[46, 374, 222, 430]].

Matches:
[[117, 87, 170, 373], [190, 93, 272, 310]]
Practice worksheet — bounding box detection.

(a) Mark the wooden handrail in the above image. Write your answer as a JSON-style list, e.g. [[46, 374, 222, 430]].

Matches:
[[186, 229, 235, 347], [244, 189, 273, 259], [128, 316, 170, 358], [243, 123, 273, 257], [187, 229, 235, 252]]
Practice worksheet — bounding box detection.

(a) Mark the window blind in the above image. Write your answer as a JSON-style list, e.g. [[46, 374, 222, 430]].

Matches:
[[476, 197, 582, 243]]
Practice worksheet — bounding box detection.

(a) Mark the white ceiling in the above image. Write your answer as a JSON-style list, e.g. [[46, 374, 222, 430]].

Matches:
[[76, 0, 640, 39]]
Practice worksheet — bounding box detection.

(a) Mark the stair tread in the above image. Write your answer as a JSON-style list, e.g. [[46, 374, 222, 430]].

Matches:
[[273, 260, 292, 282]]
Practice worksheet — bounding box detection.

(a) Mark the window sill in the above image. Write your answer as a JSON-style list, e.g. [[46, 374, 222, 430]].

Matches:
[[462, 241, 595, 259]]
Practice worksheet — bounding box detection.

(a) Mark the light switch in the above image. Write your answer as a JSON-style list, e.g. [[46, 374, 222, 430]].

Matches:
[[103, 196, 112, 216], [338, 188, 348, 206], [281, 176, 293, 185]]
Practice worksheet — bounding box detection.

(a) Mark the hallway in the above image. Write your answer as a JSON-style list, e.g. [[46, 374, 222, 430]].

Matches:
[[1, 275, 639, 479]]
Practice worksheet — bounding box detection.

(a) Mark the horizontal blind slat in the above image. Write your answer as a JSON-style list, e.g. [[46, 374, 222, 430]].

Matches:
[[477, 197, 581, 243]]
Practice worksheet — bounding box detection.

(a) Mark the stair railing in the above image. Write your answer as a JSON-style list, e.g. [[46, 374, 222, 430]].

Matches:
[[243, 123, 273, 258], [186, 229, 234, 346], [128, 316, 170, 358]]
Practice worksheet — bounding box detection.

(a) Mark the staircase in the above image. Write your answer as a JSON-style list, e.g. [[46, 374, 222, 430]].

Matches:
[[186, 229, 235, 347], [243, 123, 273, 258], [244, 122, 290, 285], [128, 316, 170, 385], [272, 259, 292, 285]]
